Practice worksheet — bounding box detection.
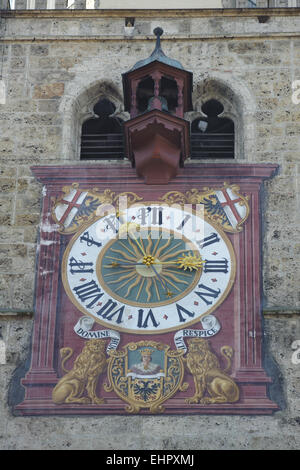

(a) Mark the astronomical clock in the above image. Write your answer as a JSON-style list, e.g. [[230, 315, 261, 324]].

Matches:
[[15, 29, 278, 415]]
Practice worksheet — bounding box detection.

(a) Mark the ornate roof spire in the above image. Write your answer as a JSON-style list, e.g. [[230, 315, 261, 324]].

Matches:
[[130, 27, 184, 71]]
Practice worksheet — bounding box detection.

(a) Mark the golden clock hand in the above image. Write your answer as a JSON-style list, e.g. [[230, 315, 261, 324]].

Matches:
[[130, 234, 147, 257], [105, 255, 156, 268], [118, 221, 147, 257], [104, 260, 152, 269], [155, 253, 205, 272]]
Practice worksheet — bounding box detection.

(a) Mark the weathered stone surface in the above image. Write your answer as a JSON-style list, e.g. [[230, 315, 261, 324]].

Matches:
[[33, 83, 65, 99]]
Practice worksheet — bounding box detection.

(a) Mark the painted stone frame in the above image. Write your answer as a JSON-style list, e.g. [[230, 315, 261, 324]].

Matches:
[[14, 163, 279, 415]]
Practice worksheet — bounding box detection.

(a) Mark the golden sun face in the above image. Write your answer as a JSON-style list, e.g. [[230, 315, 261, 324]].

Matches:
[[96, 229, 203, 308]]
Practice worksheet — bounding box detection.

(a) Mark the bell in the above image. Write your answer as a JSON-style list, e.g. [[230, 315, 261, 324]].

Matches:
[[147, 95, 169, 112]]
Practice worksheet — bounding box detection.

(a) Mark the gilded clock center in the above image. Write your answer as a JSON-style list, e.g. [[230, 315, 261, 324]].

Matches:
[[136, 257, 163, 277]]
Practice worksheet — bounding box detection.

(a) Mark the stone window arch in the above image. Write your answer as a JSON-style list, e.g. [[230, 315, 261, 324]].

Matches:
[[190, 99, 235, 159], [186, 75, 256, 161], [80, 98, 124, 160], [59, 80, 128, 161]]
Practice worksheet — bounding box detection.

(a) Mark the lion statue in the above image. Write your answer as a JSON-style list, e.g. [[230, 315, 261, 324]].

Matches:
[[52, 339, 107, 405], [183, 338, 239, 405]]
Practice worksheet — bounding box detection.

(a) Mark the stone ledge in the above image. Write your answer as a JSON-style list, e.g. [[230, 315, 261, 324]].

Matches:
[[4, 32, 300, 42], [0, 308, 298, 318], [2, 8, 300, 19], [263, 308, 300, 317], [0, 308, 33, 318]]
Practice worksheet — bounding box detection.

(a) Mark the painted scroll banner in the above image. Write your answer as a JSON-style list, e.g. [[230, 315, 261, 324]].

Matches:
[[74, 316, 120, 351], [174, 315, 221, 352]]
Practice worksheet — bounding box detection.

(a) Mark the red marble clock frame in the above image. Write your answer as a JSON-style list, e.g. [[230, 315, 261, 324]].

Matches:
[[15, 163, 279, 416]]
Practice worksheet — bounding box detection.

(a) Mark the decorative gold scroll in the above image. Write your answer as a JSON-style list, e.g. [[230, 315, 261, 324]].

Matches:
[[160, 183, 250, 233], [51, 183, 143, 235], [51, 182, 249, 236]]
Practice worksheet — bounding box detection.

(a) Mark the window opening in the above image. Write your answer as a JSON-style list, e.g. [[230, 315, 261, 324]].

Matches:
[[191, 99, 234, 159], [80, 98, 124, 160], [159, 76, 178, 113], [136, 77, 155, 114]]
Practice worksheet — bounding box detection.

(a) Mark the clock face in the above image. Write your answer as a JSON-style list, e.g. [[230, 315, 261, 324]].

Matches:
[[62, 204, 236, 334]]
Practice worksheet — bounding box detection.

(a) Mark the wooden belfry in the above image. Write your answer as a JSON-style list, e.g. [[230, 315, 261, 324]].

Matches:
[[123, 27, 193, 184]]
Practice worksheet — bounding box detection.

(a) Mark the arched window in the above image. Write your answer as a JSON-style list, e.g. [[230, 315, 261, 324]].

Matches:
[[159, 76, 178, 113], [136, 77, 155, 114], [80, 98, 124, 160], [190, 99, 234, 159]]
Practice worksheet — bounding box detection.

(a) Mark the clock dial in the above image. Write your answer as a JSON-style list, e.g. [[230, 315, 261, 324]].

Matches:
[[62, 204, 236, 334], [96, 228, 203, 308]]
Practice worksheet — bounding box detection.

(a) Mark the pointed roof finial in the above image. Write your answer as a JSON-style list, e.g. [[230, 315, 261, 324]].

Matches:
[[129, 26, 184, 72], [153, 27, 164, 43], [150, 27, 165, 59]]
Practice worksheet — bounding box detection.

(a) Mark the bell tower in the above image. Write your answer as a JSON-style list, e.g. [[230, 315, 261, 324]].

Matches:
[[122, 27, 193, 184]]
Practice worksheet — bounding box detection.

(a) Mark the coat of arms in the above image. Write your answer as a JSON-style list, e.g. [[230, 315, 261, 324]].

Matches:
[[105, 341, 188, 413]]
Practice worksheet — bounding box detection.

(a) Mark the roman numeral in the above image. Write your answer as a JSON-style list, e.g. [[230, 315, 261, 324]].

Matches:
[[195, 284, 221, 306], [137, 309, 160, 328], [80, 231, 102, 248], [104, 215, 119, 233], [73, 280, 103, 308], [151, 207, 163, 225], [176, 214, 191, 231], [96, 299, 124, 324], [138, 207, 163, 225], [176, 304, 195, 323], [204, 258, 229, 273], [69, 257, 94, 274], [197, 232, 220, 249]]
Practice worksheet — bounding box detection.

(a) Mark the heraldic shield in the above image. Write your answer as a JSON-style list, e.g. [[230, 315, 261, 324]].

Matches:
[[105, 341, 188, 413]]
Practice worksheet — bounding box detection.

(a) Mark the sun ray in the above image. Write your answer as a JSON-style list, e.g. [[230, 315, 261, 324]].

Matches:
[[153, 277, 161, 301], [119, 240, 138, 258], [128, 236, 144, 258], [130, 232, 146, 256], [155, 237, 172, 258], [140, 237, 147, 255], [162, 270, 190, 285], [152, 233, 162, 256], [136, 277, 146, 300], [106, 271, 136, 284], [160, 274, 181, 292], [160, 249, 191, 262], [104, 255, 136, 264], [124, 275, 142, 298], [160, 240, 183, 257], [110, 248, 137, 262], [145, 278, 152, 302], [146, 233, 153, 255], [114, 273, 138, 293], [103, 268, 133, 277], [163, 267, 194, 277]]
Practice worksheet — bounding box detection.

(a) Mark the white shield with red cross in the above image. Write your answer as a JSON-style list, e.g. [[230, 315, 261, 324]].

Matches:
[[54, 188, 88, 229], [215, 187, 247, 230]]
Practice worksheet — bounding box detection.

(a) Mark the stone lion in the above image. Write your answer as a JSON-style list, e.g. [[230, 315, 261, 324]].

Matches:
[[184, 338, 239, 405], [52, 339, 107, 405]]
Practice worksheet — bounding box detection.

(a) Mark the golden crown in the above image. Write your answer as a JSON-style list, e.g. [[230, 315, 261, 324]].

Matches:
[[140, 348, 153, 357]]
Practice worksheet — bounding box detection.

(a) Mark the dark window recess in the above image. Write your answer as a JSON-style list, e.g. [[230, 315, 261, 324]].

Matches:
[[159, 76, 178, 113], [136, 77, 155, 114], [80, 98, 124, 160], [191, 99, 234, 159]]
